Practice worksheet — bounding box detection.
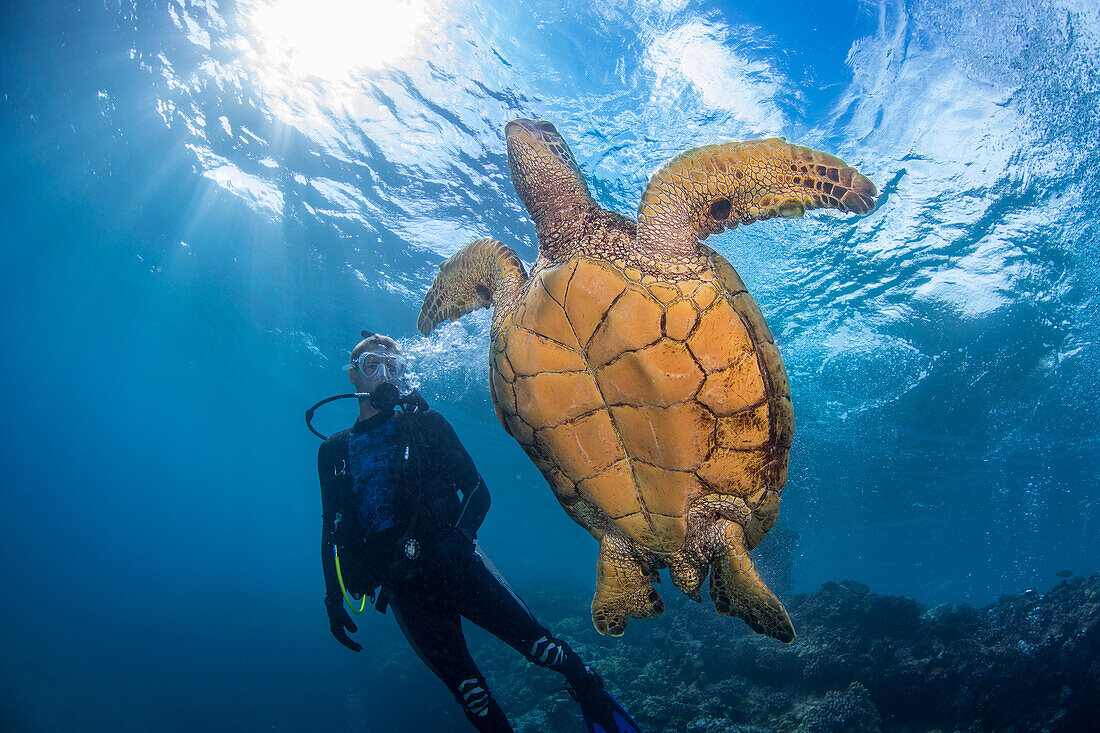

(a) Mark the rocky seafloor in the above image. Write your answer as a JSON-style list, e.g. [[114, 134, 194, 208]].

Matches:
[[460, 573, 1100, 733]]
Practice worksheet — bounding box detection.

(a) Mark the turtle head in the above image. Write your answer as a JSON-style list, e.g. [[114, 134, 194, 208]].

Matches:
[[505, 119, 596, 257]]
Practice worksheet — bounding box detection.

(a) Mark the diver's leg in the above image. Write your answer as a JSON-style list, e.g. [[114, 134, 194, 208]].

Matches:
[[390, 580, 514, 732], [457, 549, 650, 730], [459, 548, 593, 685]]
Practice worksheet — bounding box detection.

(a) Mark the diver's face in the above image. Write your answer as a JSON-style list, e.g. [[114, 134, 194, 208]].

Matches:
[[346, 349, 406, 394]]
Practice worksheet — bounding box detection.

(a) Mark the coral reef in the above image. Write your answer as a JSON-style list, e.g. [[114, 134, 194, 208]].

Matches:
[[794, 682, 881, 733], [456, 574, 1100, 732]]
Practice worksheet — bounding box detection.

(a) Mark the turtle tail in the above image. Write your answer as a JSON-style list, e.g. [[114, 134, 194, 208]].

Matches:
[[636, 138, 877, 259], [417, 238, 528, 335]]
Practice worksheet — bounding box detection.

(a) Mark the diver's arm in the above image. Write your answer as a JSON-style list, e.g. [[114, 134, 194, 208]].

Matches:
[[321, 533, 341, 604], [454, 476, 489, 541], [426, 412, 491, 540], [318, 438, 361, 652], [317, 441, 343, 604]]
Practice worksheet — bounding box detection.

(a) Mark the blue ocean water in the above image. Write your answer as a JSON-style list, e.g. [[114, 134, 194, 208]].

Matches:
[[1, 0, 1098, 730]]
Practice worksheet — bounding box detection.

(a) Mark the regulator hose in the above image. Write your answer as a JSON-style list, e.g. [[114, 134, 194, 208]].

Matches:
[[305, 386, 430, 440], [333, 544, 368, 615], [304, 393, 370, 440]]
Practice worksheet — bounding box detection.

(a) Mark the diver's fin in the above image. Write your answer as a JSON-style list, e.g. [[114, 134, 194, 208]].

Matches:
[[569, 681, 645, 733], [417, 238, 528, 335], [708, 519, 796, 643]]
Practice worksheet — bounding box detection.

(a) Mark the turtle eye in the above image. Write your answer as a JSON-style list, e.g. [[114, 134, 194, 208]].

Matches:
[[709, 198, 732, 222]]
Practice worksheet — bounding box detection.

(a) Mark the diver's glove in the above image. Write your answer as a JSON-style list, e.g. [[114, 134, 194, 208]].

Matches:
[[325, 595, 362, 652]]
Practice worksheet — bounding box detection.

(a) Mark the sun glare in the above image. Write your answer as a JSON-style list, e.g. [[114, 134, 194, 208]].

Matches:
[[246, 0, 433, 80]]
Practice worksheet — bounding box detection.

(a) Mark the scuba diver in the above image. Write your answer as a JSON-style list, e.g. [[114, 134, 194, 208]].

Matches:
[[309, 331, 643, 733]]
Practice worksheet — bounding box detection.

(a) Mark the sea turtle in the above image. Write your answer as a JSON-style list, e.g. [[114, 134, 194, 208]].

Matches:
[[417, 119, 876, 642]]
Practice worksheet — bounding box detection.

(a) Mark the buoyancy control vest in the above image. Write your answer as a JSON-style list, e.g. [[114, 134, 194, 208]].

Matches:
[[327, 416, 415, 596], [323, 403, 468, 599]]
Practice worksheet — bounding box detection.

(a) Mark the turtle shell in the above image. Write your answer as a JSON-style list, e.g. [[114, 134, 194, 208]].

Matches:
[[489, 251, 793, 555]]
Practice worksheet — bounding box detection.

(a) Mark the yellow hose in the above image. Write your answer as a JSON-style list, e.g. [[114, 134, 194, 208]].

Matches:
[[334, 545, 367, 615]]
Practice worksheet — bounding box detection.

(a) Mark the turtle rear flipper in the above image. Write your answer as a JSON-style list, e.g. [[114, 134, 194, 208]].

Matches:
[[708, 519, 795, 643], [417, 238, 528, 335], [591, 532, 664, 636]]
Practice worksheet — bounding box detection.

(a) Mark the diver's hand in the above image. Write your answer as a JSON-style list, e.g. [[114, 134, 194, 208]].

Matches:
[[325, 597, 362, 652]]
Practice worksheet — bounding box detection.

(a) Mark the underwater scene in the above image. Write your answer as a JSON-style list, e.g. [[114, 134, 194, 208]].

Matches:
[[2, 0, 1099, 731]]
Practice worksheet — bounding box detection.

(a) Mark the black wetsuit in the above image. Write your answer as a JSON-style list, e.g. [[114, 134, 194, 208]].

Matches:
[[318, 407, 590, 733]]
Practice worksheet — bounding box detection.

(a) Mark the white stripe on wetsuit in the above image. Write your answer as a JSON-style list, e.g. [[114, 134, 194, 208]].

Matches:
[[475, 548, 539, 626], [458, 678, 490, 716], [529, 636, 566, 667]]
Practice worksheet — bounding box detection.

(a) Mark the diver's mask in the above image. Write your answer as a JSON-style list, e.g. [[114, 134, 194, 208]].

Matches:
[[342, 350, 408, 385]]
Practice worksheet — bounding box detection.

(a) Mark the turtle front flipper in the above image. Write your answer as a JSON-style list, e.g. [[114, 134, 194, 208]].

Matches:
[[417, 238, 528, 335], [591, 532, 664, 636], [706, 518, 795, 643], [637, 138, 877, 259]]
